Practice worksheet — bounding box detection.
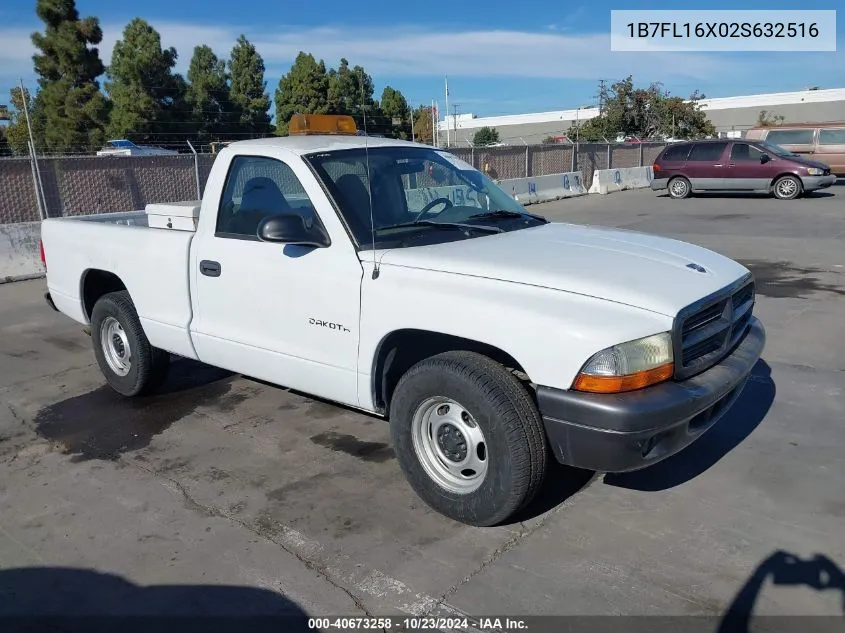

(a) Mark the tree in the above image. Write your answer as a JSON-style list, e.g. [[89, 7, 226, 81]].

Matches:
[[570, 76, 715, 142], [757, 110, 785, 127], [228, 35, 271, 136], [412, 105, 434, 145], [30, 0, 109, 153], [106, 18, 187, 147], [275, 52, 329, 135], [4, 87, 43, 155], [380, 86, 410, 139], [185, 45, 230, 141], [0, 126, 10, 157], [473, 126, 500, 146]]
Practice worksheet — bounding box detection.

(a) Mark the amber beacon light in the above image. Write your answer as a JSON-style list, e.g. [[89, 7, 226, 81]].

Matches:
[[288, 114, 358, 136]]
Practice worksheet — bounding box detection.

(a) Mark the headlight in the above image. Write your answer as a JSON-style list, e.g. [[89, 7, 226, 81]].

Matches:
[[807, 168, 824, 176], [572, 332, 674, 393]]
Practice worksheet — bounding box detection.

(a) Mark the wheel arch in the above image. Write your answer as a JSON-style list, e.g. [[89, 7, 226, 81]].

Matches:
[[371, 329, 529, 415], [80, 269, 127, 322]]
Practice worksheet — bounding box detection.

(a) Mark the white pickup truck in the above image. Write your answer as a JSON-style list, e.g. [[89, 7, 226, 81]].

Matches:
[[41, 115, 765, 526]]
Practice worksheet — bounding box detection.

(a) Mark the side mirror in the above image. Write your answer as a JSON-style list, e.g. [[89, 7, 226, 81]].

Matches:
[[257, 214, 330, 248], [760, 153, 771, 164]]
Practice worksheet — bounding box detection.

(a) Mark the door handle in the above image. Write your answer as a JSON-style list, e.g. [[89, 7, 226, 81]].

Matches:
[[200, 260, 221, 277]]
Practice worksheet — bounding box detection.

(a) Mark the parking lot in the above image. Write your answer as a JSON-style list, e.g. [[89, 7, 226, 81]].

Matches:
[[1, 185, 844, 624]]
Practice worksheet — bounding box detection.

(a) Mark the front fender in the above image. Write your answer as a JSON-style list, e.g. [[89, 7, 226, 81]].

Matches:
[[358, 264, 673, 410]]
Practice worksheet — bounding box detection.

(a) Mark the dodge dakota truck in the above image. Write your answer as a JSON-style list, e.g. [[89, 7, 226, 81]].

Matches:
[[41, 114, 766, 526]]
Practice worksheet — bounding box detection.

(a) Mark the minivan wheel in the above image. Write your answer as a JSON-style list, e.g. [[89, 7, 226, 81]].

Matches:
[[668, 176, 691, 199], [773, 175, 802, 200]]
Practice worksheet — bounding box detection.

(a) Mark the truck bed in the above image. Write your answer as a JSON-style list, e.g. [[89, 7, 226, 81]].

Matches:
[[41, 211, 199, 360]]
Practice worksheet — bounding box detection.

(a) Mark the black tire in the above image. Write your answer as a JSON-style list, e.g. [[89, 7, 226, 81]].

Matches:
[[90, 290, 170, 397], [667, 176, 692, 199], [772, 175, 802, 200], [389, 351, 547, 526]]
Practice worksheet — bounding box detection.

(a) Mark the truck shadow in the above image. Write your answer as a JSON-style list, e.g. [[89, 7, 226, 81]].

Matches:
[[604, 359, 775, 492], [0, 566, 312, 632], [718, 550, 845, 633]]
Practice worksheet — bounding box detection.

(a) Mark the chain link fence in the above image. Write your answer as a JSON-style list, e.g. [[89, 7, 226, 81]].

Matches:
[[0, 142, 665, 225]]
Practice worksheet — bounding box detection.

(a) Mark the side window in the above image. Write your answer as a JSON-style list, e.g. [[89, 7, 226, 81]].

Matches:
[[661, 144, 692, 161], [687, 143, 728, 162], [729, 143, 764, 162], [819, 129, 845, 145], [765, 129, 815, 145], [216, 156, 318, 238]]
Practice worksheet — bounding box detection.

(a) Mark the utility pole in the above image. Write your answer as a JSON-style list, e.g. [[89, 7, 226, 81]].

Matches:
[[451, 104, 460, 147], [19, 78, 46, 220], [409, 104, 415, 142], [444, 76, 450, 147]]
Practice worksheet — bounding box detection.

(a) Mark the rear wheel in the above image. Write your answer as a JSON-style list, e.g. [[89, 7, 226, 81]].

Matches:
[[91, 291, 170, 397], [668, 176, 692, 199], [773, 175, 802, 200], [389, 351, 547, 526]]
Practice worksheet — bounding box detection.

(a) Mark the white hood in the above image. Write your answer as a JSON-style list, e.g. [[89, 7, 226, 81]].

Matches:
[[374, 223, 750, 317]]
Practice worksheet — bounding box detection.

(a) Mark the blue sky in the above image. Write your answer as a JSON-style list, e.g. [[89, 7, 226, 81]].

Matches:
[[1, 0, 842, 119]]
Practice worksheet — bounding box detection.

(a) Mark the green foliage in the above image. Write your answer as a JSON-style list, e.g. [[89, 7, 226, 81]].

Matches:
[[5, 87, 42, 155], [570, 76, 715, 142], [757, 110, 785, 127], [30, 0, 109, 153], [380, 86, 410, 139], [473, 126, 500, 146], [275, 52, 330, 135], [0, 126, 10, 157], [186, 45, 230, 141], [105, 18, 187, 146], [228, 35, 271, 135]]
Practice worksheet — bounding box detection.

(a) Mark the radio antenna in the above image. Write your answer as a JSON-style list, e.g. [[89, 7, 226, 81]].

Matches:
[[359, 70, 379, 280]]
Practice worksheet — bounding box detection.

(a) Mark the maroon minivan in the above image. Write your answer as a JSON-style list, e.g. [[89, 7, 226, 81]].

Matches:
[[651, 139, 837, 200]]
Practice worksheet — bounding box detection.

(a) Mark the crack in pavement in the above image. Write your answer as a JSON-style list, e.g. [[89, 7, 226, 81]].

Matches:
[[419, 472, 601, 619], [126, 458, 381, 625]]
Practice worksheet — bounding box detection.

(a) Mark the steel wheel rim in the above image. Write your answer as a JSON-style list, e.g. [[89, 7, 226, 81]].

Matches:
[[100, 316, 131, 376], [411, 397, 488, 494], [777, 178, 797, 198], [670, 179, 688, 197]]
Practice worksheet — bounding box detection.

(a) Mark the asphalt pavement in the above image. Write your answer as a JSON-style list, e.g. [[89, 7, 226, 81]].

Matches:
[[1, 185, 844, 627]]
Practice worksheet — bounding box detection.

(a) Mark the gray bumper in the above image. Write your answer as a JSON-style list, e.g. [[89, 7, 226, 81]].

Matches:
[[803, 174, 837, 191], [536, 317, 766, 473], [650, 179, 668, 191]]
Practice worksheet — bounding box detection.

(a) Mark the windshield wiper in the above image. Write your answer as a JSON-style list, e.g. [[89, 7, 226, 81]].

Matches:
[[467, 210, 548, 223], [377, 220, 503, 234]]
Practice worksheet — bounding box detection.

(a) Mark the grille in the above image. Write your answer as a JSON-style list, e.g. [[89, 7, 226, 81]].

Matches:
[[676, 280, 755, 378]]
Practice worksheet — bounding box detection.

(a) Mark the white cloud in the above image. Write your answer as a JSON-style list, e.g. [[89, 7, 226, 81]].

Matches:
[[1, 20, 735, 87]]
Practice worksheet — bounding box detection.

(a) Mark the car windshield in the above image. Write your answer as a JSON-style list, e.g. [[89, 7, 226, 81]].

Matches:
[[758, 141, 797, 158], [304, 146, 547, 250]]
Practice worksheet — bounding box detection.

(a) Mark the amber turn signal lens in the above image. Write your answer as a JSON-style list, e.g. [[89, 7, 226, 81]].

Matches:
[[572, 362, 674, 394]]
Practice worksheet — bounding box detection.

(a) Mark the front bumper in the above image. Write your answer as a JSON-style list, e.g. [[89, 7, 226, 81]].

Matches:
[[536, 317, 765, 473], [803, 174, 837, 191]]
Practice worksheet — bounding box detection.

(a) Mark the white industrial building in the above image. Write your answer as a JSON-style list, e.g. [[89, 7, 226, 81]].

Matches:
[[436, 87, 845, 146]]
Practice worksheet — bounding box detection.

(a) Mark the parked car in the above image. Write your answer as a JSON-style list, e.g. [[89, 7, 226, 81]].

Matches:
[[40, 114, 765, 527], [651, 139, 836, 200], [745, 123, 845, 176], [96, 140, 178, 157]]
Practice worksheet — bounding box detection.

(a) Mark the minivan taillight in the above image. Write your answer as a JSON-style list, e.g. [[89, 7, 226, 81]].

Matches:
[[40, 240, 46, 270], [653, 163, 661, 172]]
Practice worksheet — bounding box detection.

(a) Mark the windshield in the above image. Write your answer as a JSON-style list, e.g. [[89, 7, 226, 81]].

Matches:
[[758, 141, 797, 158], [305, 146, 546, 250]]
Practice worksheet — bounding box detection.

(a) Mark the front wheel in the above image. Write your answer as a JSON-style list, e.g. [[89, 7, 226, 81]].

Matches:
[[91, 290, 170, 397], [773, 175, 802, 200], [389, 351, 547, 526]]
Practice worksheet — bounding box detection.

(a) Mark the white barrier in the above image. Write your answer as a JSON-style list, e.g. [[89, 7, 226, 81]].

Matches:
[[405, 185, 485, 211], [588, 166, 654, 195], [497, 171, 587, 206], [0, 221, 44, 283]]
